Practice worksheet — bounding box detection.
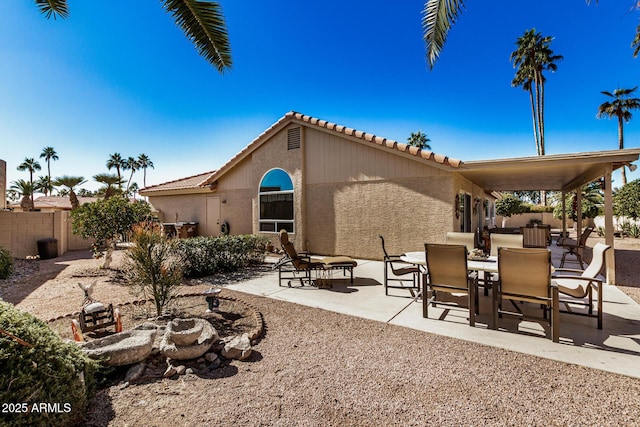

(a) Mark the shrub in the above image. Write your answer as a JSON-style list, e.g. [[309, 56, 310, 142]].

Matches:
[[0, 301, 98, 427], [175, 234, 270, 278], [126, 222, 184, 316], [0, 247, 13, 279]]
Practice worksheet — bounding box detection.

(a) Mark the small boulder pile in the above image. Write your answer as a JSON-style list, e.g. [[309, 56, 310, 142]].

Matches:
[[78, 317, 254, 387]]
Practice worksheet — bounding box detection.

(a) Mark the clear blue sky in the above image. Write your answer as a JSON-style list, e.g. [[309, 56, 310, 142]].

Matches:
[[2, 0, 640, 193]]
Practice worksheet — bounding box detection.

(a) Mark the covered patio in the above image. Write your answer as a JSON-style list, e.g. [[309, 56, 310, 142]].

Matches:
[[458, 148, 640, 284], [226, 242, 640, 379]]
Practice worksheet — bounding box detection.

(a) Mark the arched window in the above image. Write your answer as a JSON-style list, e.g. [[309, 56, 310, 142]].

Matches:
[[259, 168, 294, 233]]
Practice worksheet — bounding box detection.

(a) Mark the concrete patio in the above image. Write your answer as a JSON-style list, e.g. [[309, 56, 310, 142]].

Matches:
[[225, 243, 640, 379]]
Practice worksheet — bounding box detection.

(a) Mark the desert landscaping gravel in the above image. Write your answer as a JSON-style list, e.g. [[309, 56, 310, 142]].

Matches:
[[2, 244, 640, 426]]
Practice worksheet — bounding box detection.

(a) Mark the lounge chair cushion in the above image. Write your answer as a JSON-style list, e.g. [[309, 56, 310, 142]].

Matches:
[[321, 256, 357, 267]]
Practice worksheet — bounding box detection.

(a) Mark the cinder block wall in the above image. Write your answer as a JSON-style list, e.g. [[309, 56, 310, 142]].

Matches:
[[0, 211, 92, 258]]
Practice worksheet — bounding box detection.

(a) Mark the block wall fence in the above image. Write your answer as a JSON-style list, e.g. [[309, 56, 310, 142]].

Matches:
[[0, 211, 92, 259]]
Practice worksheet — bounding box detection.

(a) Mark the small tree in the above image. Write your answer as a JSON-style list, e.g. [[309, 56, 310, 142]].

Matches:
[[496, 194, 523, 227], [70, 196, 151, 268], [614, 179, 640, 220], [126, 222, 184, 316], [407, 131, 432, 150]]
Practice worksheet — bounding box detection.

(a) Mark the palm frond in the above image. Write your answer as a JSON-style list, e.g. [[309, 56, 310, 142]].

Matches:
[[161, 0, 232, 73], [422, 0, 466, 70], [34, 0, 69, 19]]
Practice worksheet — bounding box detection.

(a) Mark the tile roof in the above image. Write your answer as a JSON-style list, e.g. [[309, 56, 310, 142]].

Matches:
[[141, 111, 462, 194], [140, 170, 216, 193], [9, 196, 98, 210]]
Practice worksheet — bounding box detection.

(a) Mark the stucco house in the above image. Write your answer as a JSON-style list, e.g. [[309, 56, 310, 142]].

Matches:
[[8, 195, 99, 212], [140, 112, 495, 259], [140, 111, 640, 282]]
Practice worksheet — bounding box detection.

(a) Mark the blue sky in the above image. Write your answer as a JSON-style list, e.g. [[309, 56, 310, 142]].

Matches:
[[2, 0, 640, 192]]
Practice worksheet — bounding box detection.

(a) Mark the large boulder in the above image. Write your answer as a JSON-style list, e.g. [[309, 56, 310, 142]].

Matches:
[[222, 333, 252, 361], [80, 329, 156, 366], [159, 318, 219, 360]]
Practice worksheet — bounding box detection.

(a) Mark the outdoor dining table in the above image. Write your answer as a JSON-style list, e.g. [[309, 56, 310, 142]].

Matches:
[[400, 251, 498, 274]]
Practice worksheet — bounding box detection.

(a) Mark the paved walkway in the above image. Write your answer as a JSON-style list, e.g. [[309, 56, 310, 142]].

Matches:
[[225, 249, 640, 379]]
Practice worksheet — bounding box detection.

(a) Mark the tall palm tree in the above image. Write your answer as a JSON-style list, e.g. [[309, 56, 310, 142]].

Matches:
[[510, 29, 562, 156], [123, 156, 140, 193], [17, 157, 41, 210], [94, 173, 125, 199], [39, 146, 59, 182], [106, 153, 126, 188], [34, 0, 231, 72], [407, 131, 432, 150], [422, 0, 636, 69], [137, 153, 154, 188], [10, 179, 35, 211], [597, 86, 640, 186], [53, 175, 87, 209], [36, 175, 55, 196]]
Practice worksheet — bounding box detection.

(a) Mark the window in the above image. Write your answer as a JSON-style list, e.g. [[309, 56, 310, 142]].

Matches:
[[259, 168, 294, 233]]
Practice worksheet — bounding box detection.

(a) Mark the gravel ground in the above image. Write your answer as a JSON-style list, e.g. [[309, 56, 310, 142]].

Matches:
[[2, 246, 640, 426]]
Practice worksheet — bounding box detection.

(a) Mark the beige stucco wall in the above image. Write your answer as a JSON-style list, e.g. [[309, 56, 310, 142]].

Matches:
[[151, 193, 208, 224], [496, 212, 571, 229], [0, 211, 92, 258]]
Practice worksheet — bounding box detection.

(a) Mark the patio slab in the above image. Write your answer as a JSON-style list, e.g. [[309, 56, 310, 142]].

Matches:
[[226, 254, 640, 379]]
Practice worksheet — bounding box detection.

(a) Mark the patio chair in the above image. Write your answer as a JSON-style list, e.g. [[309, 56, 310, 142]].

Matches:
[[493, 247, 559, 342], [557, 226, 594, 268], [275, 230, 357, 287], [423, 244, 477, 326], [552, 242, 610, 329], [445, 232, 476, 250], [520, 226, 550, 248], [490, 233, 524, 257], [379, 235, 421, 297]]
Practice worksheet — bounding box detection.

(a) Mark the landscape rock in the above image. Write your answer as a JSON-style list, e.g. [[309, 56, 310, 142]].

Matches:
[[159, 318, 219, 360], [125, 362, 146, 383], [79, 329, 156, 366], [221, 333, 252, 361]]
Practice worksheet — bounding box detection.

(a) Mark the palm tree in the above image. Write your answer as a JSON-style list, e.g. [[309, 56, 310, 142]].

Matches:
[[510, 29, 562, 156], [422, 1, 635, 69], [106, 153, 126, 188], [39, 146, 59, 183], [36, 175, 55, 196], [407, 131, 432, 150], [17, 157, 41, 210], [53, 175, 87, 209], [10, 179, 35, 211], [137, 153, 154, 188], [123, 156, 140, 193], [597, 86, 640, 186], [34, 0, 231, 72], [94, 173, 125, 199]]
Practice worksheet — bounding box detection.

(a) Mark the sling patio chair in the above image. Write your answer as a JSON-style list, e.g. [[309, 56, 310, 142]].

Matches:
[[423, 243, 477, 326], [445, 231, 476, 250], [490, 233, 524, 257], [552, 242, 610, 329], [275, 230, 357, 288], [493, 247, 559, 342], [379, 235, 421, 297], [557, 226, 594, 268]]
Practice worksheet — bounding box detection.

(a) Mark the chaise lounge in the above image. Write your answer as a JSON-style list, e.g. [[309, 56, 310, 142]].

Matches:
[[275, 230, 357, 288]]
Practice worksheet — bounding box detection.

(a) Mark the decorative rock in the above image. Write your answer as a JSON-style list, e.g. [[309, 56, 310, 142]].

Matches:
[[79, 329, 156, 366], [175, 365, 186, 375], [205, 352, 218, 363], [163, 365, 177, 378], [168, 318, 204, 346], [125, 362, 146, 383], [185, 368, 194, 375], [209, 358, 221, 370], [159, 318, 219, 360], [221, 333, 252, 361]]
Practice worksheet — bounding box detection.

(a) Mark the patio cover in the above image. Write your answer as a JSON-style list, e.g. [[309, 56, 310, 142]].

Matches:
[[456, 148, 640, 284]]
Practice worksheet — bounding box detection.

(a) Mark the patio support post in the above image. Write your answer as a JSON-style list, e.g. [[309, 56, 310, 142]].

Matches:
[[576, 187, 583, 237], [604, 165, 615, 284], [561, 192, 567, 236]]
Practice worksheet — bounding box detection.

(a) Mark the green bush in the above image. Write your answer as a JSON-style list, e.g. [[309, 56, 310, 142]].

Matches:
[[175, 234, 270, 278], [126, 222, 184, 316], [0, 301, 98, 427], [0, 247, 13, 279]]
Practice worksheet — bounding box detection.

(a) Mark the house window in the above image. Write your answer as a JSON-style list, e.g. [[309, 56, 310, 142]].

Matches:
[[259, 168, 294, 233]]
